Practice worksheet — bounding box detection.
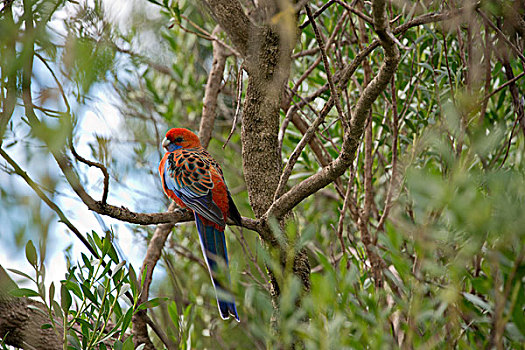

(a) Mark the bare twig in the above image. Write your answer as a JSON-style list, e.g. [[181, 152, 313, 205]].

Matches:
[[479, 29, 493, 126], [377, 78, 400, 231], [133, 202, 178, 350], [223, 62, 244, 149], [305, 5, 348, 129], [478, 72, 525, 106], [180, 14, 241, 57], [200, 26, 230, 149], [34, 51, 71, 113], [69, 141, 110, 205], [335, 174, 355, 268], [335, 0, 374, 25], [299, 0, 337, 29], [0, 148, 99, 259], [441, 27, 456, 106], [266, 0, 401, 220], [477, 9, 525, 64], [501, 59, 525, 138], [273, 108, 328, 201], [0, 2, 17, 141], [499, 115, 520, 169]]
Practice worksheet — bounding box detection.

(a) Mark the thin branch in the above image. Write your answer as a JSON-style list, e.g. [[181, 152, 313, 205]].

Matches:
[[335, 175, 354, 268], [0, 148, 99, 259], [223, 62, 244, 149], [479, 29, 493, 126], [266, 0, 401, 220], [498, 114, 520, 169], [477, 9, 525, 64], [377, 77, 400, 231], [335, 0, 374, 25], [199, 26, 230, 149], [273, 107, 327, 201], [441, 27, 456, 106], [478, 72, 525, 106], [70, 140, 110, 205], [34, 51, 71, 113], [299, 0, 337, 29], [0, 3, 17, 141], [501, 59, 525, 138], [133, 203, 177, 350], [180, 15, 241, 58], [305, 5, 348, 129]]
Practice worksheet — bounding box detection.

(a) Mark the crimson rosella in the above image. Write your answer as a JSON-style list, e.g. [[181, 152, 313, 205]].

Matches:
[[159, 128, 241, 321]]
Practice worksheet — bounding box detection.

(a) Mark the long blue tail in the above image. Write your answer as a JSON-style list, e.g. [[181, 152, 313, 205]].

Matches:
[[194, 214, 240, 321]]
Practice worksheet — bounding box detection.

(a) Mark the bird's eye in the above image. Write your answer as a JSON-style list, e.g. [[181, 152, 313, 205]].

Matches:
[[175, 137, 183, 143]]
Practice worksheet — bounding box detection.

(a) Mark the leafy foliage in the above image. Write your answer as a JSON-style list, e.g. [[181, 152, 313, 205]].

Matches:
[[1, 0, 524, 349], [10, 233, 145, 350]]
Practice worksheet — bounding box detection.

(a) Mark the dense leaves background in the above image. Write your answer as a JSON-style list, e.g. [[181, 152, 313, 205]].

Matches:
[[1, 0, 524, 349]]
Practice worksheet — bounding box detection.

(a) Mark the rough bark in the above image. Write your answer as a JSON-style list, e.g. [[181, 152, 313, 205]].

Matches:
[[201, 0, 254, 57], [241, 26, 289, 219], [0, 266, 63, 349]]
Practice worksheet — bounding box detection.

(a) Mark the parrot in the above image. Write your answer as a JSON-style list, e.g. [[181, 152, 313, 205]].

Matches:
[[159, 128, 241, 321]]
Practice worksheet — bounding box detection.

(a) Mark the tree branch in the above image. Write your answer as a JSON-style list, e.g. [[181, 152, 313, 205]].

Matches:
[[199, 26, 230, 148], [201, 0, 254, 57], [1, 142, 100, 262], [305, 5, 348, 129], [266, 0, 400, 220], [69, 140, 110, 205], [132, 205, 177, 350], [0, 2, 17, 142]]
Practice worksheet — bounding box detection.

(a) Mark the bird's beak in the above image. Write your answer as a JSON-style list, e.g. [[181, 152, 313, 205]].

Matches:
[[162, 137, 170, 150]]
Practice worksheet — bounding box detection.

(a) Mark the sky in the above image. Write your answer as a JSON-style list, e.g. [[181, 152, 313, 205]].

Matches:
[[0, 0, 167, 291]]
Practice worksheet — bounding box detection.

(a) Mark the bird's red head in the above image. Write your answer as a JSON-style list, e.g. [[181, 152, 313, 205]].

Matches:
[[162, 128, 201, 152]]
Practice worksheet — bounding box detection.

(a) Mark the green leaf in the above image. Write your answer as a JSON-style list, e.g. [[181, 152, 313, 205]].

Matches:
[[108, 244, 119, 264], [141, 266, 147, 289], [113, 340, 123, 350], [102, 231, 112, 256], [10, 288, 40, 298], [92, 231, 103, 251], [462, 292, 492, 312], [52, 300, 63, 320], [8, 268, 35, 282], [120, 307, 133, 334], [118, 283, 131, 298], [49, 282, 55, 305], [98, 262, 112, 282], [67, 332, 82, 350], [113, 261, 126, 275], [41, 323, 53, 329], [128, 265, 138, 298], [25, 240, 38, 266], [137, 297, 167, 311], [145, 0, 163, 6], [173, 2, 182, 24], [81, 253, 92, 271], [62, 280, 82, 299], [27, 304, 47, 316], [122, 336, 135, 350], [61, 283, 72, 312], [80, 282, 98, 304]]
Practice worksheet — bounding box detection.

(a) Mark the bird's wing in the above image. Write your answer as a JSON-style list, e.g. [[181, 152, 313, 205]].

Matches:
[[163, 149, 225, 227]]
